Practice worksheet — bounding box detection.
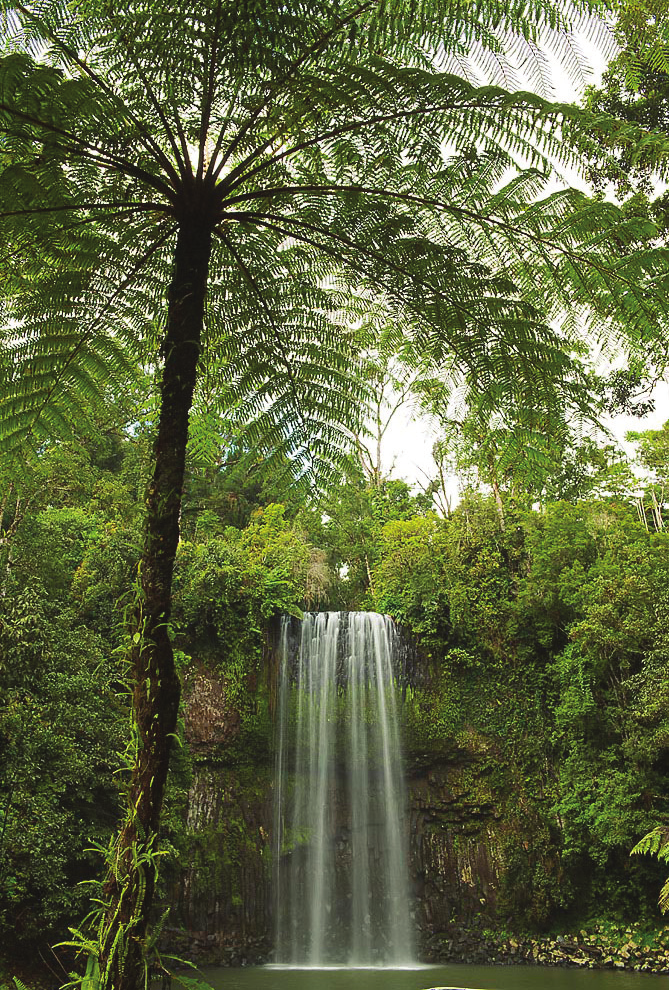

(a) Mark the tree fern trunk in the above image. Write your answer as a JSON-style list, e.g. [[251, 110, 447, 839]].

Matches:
[[101, 216, 212, 990]]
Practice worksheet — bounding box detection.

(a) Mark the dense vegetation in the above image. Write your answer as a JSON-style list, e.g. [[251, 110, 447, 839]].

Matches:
[[9, 2, 665, 979], [2, 0, 669, 986], [2, 420, 669, 972]]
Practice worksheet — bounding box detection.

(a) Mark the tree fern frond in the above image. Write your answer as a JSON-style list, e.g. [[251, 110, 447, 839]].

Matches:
[[632, 826, 669, 863]]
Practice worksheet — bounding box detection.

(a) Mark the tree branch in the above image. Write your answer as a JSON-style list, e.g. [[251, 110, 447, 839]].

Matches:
[[222, 96, 556, 192], [107, 20, 187, 184], [0, 201, 169, 219], [12, 0, 178, 178], [197, 0, 224, 183], [224, 182, 664, 303], [212, 0, 377, 180], [0, 103, 173, 196], [223, 208, 473, 332]]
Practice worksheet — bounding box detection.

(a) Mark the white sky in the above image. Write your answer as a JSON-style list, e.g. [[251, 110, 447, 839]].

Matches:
[[381, 29, 669, 494]]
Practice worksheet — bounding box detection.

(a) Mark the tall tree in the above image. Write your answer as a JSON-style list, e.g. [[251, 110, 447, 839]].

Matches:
[[585, 0, 669, 185], [1, 2, 669, 987]]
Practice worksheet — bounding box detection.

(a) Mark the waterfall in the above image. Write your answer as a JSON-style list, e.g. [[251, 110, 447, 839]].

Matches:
[[273, 611, 415, 967]]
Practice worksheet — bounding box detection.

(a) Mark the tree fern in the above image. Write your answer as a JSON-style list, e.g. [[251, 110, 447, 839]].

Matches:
[[2, 2, 669, 988], [632, 826, 669, 912]]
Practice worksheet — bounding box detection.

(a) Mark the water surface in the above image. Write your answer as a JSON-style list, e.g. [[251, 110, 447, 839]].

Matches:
[[203, 964, 664, 990]]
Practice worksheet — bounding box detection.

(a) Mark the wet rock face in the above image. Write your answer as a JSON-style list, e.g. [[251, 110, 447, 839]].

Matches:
[[166, 637, 669, 972], [409, 765, 501, 933], [167, 764, 273, 964], [183, 663, 241, 752], [169, 676, 669, 974], [162, 925, 270, 968], [170, 662, 512, 965], [168, 745, 508, 965]]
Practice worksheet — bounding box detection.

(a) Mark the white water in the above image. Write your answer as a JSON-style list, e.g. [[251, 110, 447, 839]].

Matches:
[[273, 611, 415, 967]]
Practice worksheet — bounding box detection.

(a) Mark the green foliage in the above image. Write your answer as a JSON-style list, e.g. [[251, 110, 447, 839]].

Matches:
[[632, 827, 669, 912], [57, 833, 174, 990], [174, 504, 318, 761], [0, 585, 124, 947], [3, 3, 669, 980], [583, 0, 669, 241], [5, 379, 669, 956], [304, 471, 433, 608], [373, 494, 517, 651], [0, 426, 315, 963], [1, 0, 669, 478], [367, 489, 669, 927]]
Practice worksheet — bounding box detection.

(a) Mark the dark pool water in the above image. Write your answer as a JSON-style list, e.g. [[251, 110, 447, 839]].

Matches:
[[202, 963, 665, 990]]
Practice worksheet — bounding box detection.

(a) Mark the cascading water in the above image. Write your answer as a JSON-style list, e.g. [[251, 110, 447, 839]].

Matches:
[[273, 611, 415, 967]]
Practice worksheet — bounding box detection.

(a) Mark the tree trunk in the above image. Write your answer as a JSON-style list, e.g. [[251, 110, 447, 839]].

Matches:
[[100, 215, 212, 990]]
